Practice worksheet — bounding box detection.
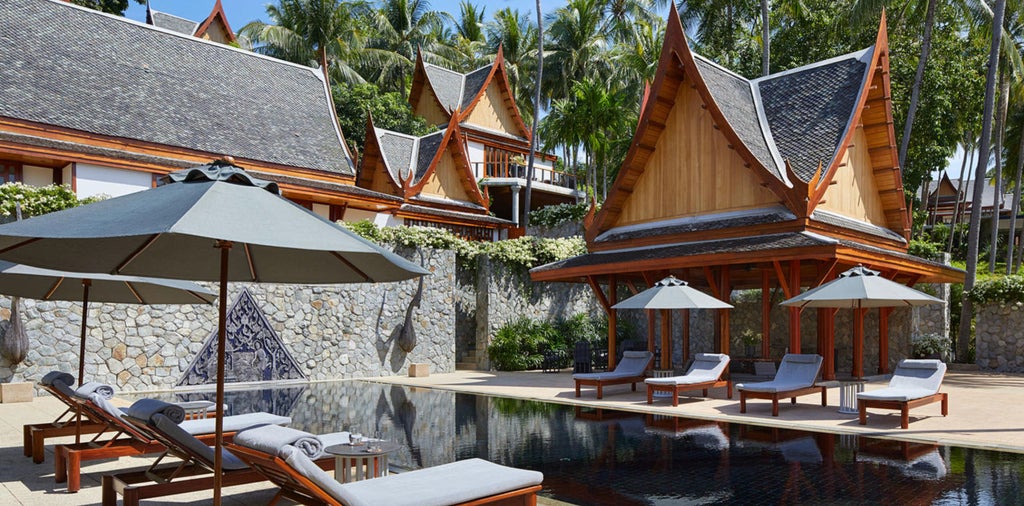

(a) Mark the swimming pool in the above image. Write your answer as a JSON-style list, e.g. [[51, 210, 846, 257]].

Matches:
[[157, 381, 1023, 505]]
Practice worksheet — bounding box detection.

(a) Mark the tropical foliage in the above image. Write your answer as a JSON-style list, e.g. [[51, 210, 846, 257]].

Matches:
[[0, 183, 103, 219], [487, 313, 607, 371]]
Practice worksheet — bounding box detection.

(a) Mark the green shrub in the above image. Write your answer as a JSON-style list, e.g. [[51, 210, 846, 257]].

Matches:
[[0, 183, 103, 218], [528, 202, 592, 228], [967, 275, 1024, 305], [486, 313, 608, 371], [912, 333, 951, 359], [908, 238, 943, 261]]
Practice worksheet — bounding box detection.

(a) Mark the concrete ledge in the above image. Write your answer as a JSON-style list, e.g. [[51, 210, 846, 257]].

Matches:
[[0, 382, 33, 403], [409, 363, 430, 377]]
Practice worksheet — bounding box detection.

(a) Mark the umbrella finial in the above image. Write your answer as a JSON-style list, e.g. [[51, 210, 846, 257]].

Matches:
[[161, 159, 281, 195]]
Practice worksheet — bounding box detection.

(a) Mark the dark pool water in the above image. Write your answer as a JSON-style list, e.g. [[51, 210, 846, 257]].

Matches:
[[142, 381, 1024, 505]]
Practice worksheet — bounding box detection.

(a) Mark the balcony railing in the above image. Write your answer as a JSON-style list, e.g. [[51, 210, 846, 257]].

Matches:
[[471, 162, 576, 190]]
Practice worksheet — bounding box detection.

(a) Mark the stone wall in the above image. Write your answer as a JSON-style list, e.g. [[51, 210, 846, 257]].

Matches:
[[0, 246, 457, 391], [975, 302, 1024, 372]]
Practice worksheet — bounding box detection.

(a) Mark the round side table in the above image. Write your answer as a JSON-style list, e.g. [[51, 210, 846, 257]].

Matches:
[[324, 441, 401, 483]]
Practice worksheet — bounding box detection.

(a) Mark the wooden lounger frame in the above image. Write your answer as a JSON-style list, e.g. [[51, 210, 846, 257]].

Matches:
[[575, 375, 648, 400], [739, 385, 827, 416], [227, 444, 541, 506], [858, 392, 947, 429], [647, 380, 732, 406], [23, 383, 107, 464]]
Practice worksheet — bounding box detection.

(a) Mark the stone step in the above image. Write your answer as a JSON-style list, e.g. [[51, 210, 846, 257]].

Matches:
[[455, 362, 480, 370]]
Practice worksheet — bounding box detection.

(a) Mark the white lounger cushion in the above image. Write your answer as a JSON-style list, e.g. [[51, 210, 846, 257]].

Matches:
[[645, 353, 730, 385], [736, 354, 822, 393], [858, 359, 946, 402], [233, 423, 350, 460], [152, 414, 250, 470], [573, 350, 652, 380], [283, 447, 543, 506], [179, 411, 291, 435]]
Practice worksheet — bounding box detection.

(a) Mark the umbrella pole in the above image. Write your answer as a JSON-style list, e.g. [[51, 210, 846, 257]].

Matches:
[[75, 280, 91, 444], [213, 242, 231, 506]]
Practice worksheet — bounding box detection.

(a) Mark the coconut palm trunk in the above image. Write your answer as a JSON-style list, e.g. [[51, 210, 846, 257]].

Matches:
[[958, 0, 1005, 362], [990, 69, 1009, 272], [947, 148, 969, 254], [1007, 128, 1024, 272], [898, 0, 938, 170], [761, 0, 769, 76], [523, 0, 544, 228]]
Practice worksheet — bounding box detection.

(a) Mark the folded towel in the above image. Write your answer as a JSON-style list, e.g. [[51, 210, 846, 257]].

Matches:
[[125, 398, 186, 424], [76, 381, 115, 400], [234, 424, 328, 459], [40, 371, 74, 386]]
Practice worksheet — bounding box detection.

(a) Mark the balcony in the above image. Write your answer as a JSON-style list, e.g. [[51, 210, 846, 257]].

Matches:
[[471, 161, 576, 190]]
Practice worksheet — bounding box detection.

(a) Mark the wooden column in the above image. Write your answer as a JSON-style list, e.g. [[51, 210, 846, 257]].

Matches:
[[647, 311, 656, 355], [660, 309, 672, 369], [817, 308, 836, 380], [879, 308, 892, 374], [852, 307, 865, 378], [608, 275, 617, 370], [719, 267, 731, 356], [788, 260, 801, 354], [761, 269, 771, 358], [681, 309, 691, 366]]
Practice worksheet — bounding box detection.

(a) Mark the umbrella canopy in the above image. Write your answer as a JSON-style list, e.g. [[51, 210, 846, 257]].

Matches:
[[613, 276, 733, 310], [779, 266, 942, 309], [0, 260, 216, 385], [0, 160, 428, 505]]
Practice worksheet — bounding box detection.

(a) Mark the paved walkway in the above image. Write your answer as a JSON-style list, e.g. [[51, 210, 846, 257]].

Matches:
[[0, 369, 1020, 505]]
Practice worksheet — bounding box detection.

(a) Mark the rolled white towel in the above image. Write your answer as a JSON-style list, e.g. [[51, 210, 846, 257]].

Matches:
[[234, 424, 328, 459], [40, 371, 74, 387], [125, 398, 186, 424], [76, 381, 115, 400]]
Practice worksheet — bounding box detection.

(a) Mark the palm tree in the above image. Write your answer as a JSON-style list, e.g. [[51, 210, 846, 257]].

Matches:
[[486, 8, 539, 120], [524, 0, 545, 228], [240, 0, 370, 85], [611, 20, 664, 94], [676, 0, 760, 71], [457, 1, 485, 43], [959, 0, 1006, 362], [364, 0, 457, 97], [990, 67, 1010, 273], [601, 0, 659, 43], [545, 0, 611, 101]]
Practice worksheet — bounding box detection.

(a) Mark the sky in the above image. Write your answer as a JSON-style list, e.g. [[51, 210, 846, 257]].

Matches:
[[128, 1, 964, 179]]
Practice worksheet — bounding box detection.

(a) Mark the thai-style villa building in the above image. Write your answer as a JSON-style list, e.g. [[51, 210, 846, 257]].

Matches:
[[531, 9, 964, 380], [0, 0, 514, 240], [409, 49, 584, 226], [924, 172, 1013, 227]]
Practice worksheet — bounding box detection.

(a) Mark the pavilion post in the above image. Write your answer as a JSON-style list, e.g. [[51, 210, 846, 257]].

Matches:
[[681, 308, 690, 366], [817, 308, 836, 380], [879, 308, 891, 374], [852, 307, 865, 378], [761, 269, 771, 358], [647, 310, 656, 356], [608, 274, 617, 370], [719, 267, 731, 356], [788, 260, 801, 353], [660, 309, 671, 369]]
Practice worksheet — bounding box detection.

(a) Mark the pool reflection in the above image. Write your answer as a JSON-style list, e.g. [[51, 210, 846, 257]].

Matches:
[[136, 381, 1021, 505]]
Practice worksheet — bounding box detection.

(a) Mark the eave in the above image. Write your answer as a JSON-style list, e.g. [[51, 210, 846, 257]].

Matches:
[[457, 46, 532, 140]]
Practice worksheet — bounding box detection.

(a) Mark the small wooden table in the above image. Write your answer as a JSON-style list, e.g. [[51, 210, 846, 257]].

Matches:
[[324, 441, 401, 483]]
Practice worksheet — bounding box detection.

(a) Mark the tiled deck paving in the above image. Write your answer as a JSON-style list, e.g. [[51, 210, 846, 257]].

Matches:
[[0, 369, 1020, 504]]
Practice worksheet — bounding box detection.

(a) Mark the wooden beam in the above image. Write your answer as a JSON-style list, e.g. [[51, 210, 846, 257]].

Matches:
[[879, 307, 892, 374], [813, 260, 839, 288], [586, 276, 611, 314], [788, 259, 801, 354], [853, 307, 865, 378], [719, 267, 731, 357], [625, 280, 640, 296], [660, 308, 671, 369], [681, 308, 691, 366], [608, 274, 618, 370], [704, 266, 721, 298], [773, 261, 793, 299], [761, 269, 771, 359]]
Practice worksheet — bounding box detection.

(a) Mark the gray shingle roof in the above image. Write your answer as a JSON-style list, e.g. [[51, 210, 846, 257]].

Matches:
[[757, 55, 867, 182], [693, 56, 781, 181], [423, 64, 464, 112], [376, 130, 416, 182], [401, 203, 510, 225], [461, 65, 493, 110], [0, 0, 353, 175], [414, 131, 445, 182], [596, 207, 794, 243], [810, 210, 906, 243], [148, 10, 198, 35]]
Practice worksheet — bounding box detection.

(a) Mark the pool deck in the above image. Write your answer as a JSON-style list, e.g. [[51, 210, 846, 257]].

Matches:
[[0, 368, 1020, 505]]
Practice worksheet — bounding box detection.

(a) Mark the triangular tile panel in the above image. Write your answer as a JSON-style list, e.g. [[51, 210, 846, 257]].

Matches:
[[178, 288, 306, 386]]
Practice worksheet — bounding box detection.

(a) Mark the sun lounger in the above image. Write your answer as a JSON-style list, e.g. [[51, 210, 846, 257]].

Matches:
[[227, 435, 544, 506], [736, 354, 826, 416], [574, 350, 653, 399], [645, 353, 732, 406], [857, 359, 948, 429], [101, 400, 312, 505], [56, 396, 287, 492], [23, 371, 108, 463]]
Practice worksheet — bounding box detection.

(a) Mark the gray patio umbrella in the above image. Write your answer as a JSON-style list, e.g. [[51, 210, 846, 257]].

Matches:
[[613, 276, 732, 369], [0, 260, 216, 386], [780, 265, 941, 378], [779, 265, 943, 309], [0, 160, 428, 504]]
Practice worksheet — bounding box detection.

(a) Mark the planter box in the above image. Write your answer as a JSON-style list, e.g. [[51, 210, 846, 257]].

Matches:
[[409, 363, 430, 377], [0, 382, 33, 403]]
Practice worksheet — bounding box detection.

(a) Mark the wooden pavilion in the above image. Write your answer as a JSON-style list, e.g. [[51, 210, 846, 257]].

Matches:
[[530, 9, 963, 380]]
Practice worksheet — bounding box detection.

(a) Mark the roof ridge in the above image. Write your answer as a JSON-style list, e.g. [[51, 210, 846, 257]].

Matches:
[[749, 79, 790, 185], [751, 47, 873, 84], [44, 0, 324, 80], [691, 52, 749, 82], [149, 9, 198, 25]]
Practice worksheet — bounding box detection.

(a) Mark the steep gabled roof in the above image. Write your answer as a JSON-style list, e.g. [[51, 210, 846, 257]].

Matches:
[[588, 6, 908, 244], [147, 9, 198, 35], [359, 115, 488, 210], [1, 0, 353, 175], [409, 47, 531, 139], [193, 0, 237, 43]]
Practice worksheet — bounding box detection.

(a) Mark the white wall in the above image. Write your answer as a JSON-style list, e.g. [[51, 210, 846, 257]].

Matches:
[[22, 165, 54, 186], [75, 163, 151, 198], [466, 141, 485, 179], [342, 208, 404, 228]]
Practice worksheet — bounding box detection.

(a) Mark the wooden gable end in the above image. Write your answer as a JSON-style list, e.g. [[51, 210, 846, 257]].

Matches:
[[460, 49, 531, 139], [407, 119, 488, 208], [808, 12, 910, 242], [409, 53, 453, 127], [356, 121, 403, 197], [194, 0, 236, 44], [616, 75, 780, 227]]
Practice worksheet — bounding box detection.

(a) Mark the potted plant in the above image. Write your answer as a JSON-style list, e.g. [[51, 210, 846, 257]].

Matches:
[[911, 333, 950, 361], [736, 329, 761, 357]]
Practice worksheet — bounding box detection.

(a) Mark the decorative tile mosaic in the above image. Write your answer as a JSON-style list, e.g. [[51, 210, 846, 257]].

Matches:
[[176, 385, 306, 418], [178, 288, 306, 387]]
